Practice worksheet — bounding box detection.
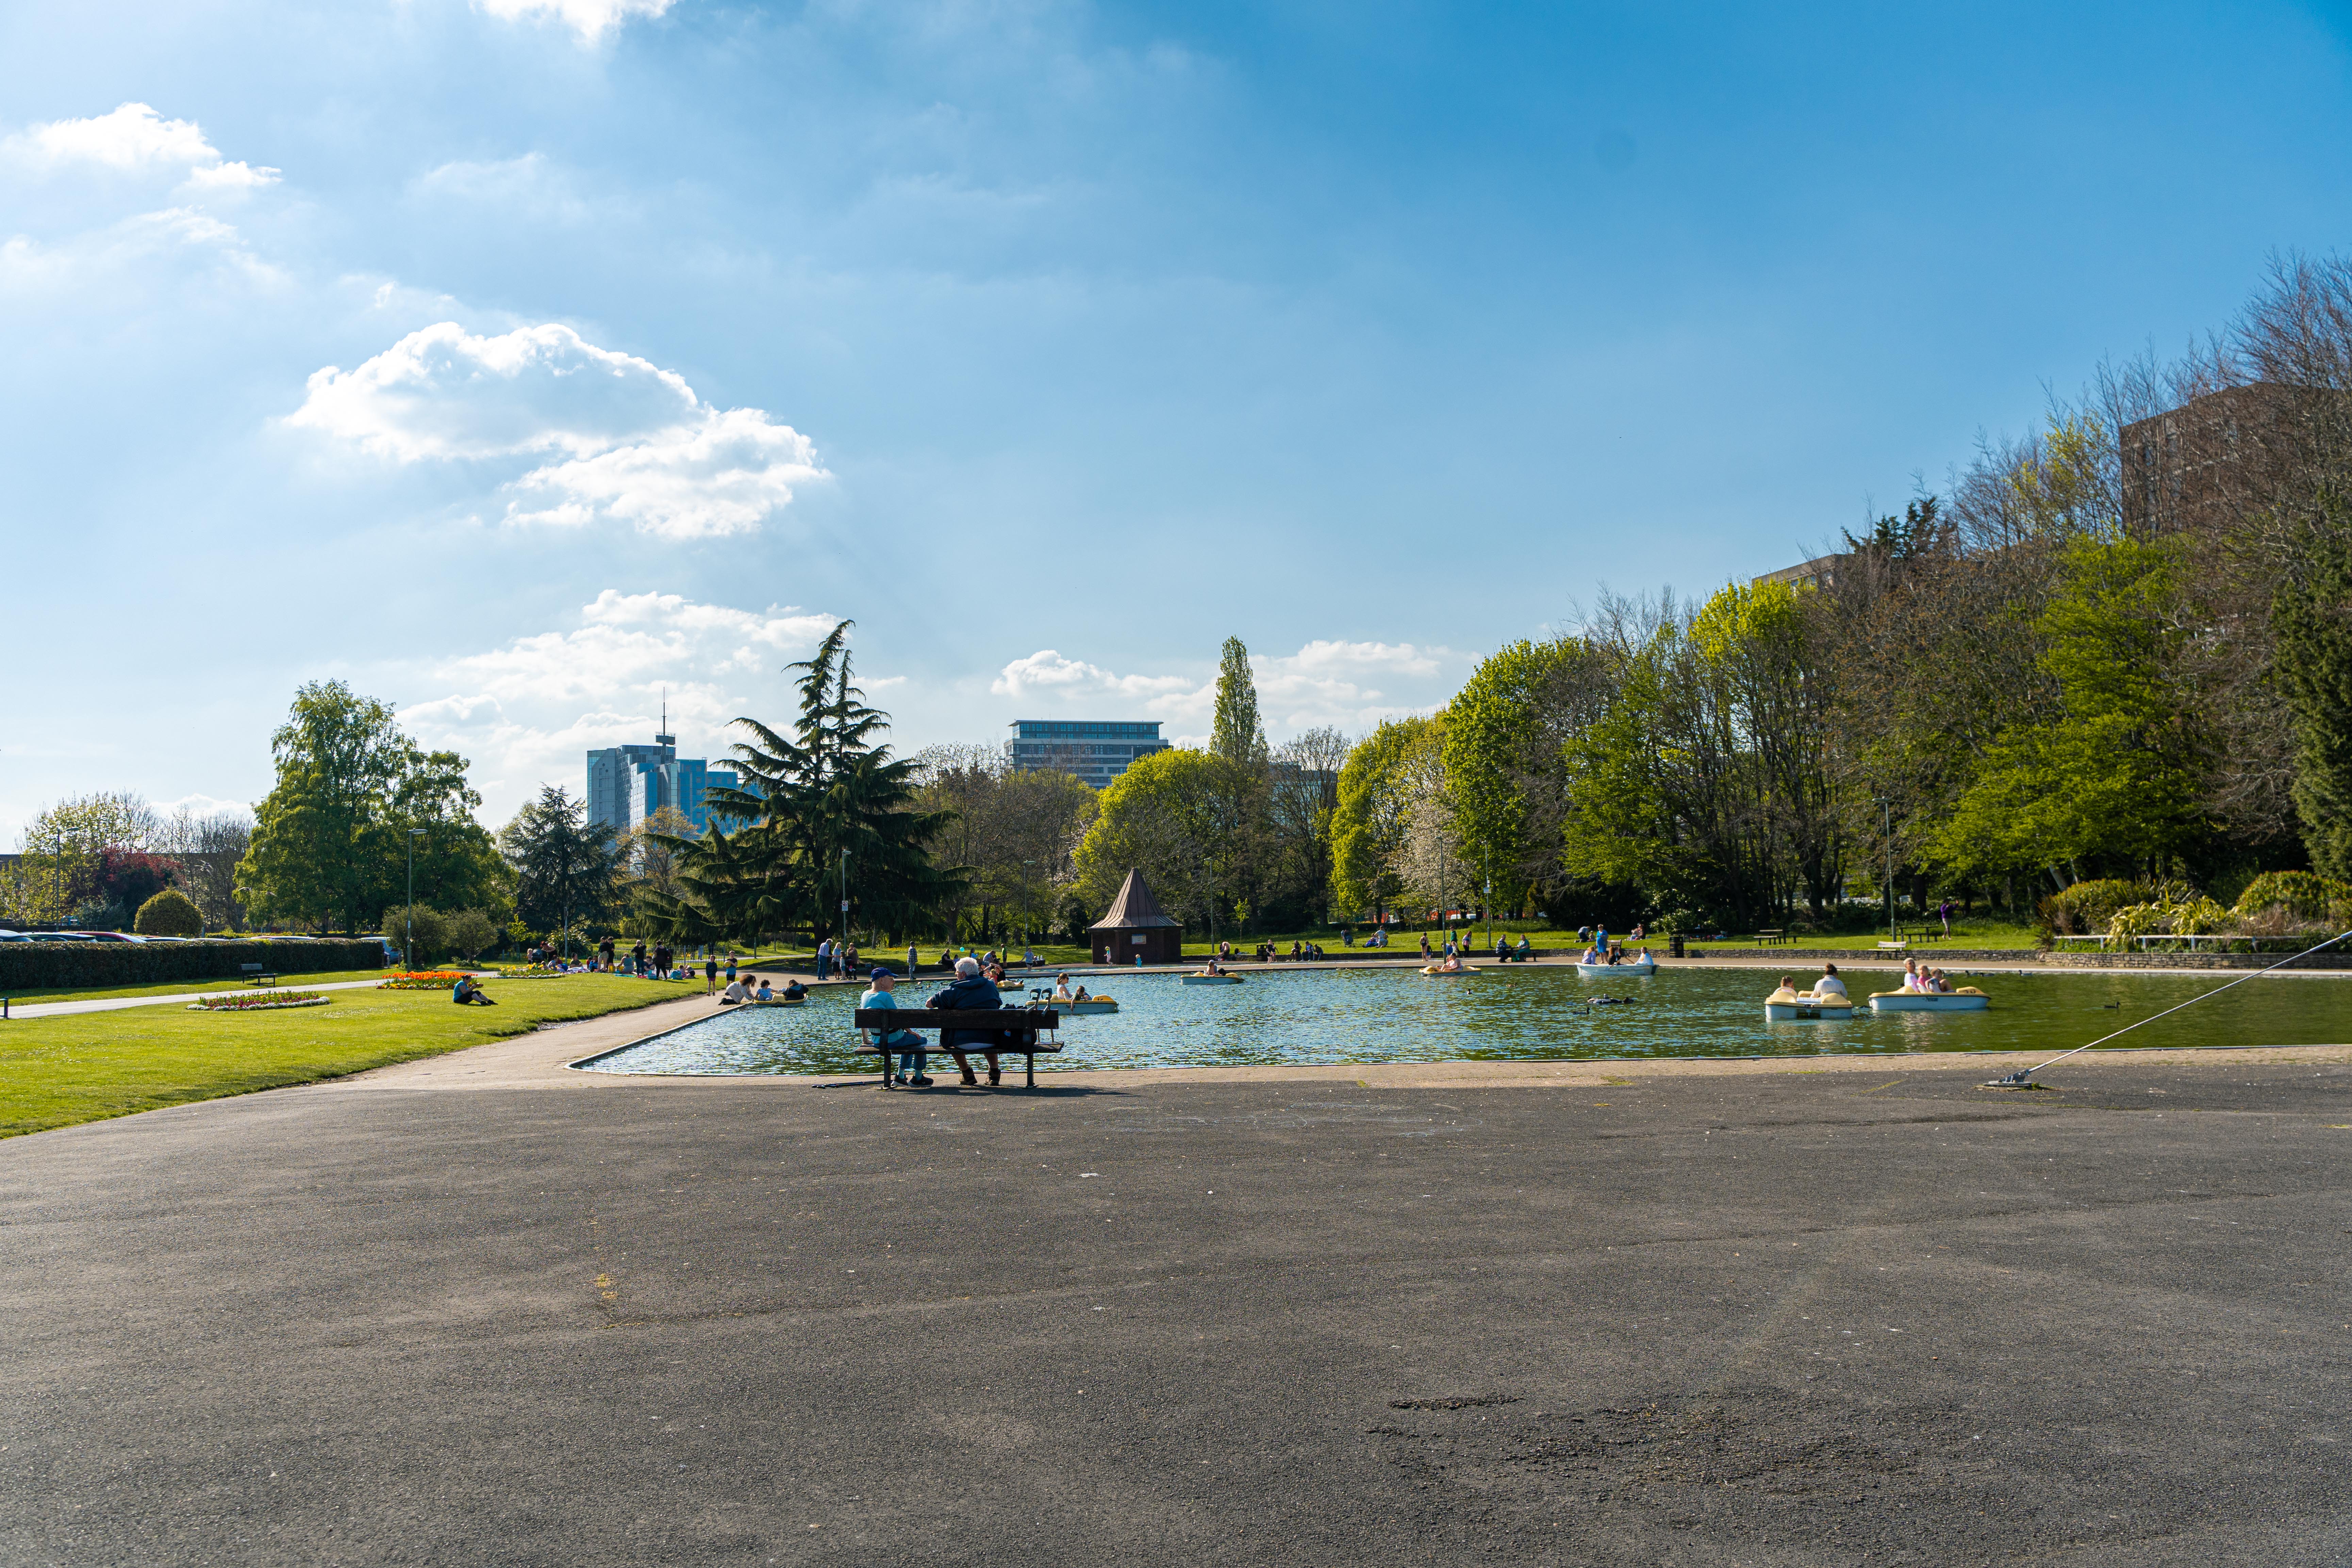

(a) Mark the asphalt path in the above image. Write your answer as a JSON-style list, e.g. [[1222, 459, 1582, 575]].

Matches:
[[3, 1058, 2350, 1565]]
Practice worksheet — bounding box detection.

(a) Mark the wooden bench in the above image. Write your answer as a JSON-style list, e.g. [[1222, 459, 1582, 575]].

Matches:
[[1753, 930, 1789, 947], [241, 963, 277, 987], [852, 1007, 1066, 1089]]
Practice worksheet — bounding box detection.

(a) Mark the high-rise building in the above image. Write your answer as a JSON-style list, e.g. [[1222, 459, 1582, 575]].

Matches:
[[585, 727, 750, 840], [1006, 719, 1171, 788]]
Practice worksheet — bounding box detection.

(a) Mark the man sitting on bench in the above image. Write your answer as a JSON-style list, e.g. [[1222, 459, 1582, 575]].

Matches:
[[927, 956, 1003, 1087], [861, 968, 929, 1086]]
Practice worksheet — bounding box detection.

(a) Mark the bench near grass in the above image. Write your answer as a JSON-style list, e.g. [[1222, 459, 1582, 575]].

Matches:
[[851, 1008, 1066, 1089], [241, 963, 277, 987]]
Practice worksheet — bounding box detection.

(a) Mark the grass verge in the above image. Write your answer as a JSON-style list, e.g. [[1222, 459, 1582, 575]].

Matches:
[[0, 974, 694, 1139]]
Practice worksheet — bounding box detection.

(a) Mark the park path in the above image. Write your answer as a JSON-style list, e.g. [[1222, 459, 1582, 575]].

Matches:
[[5, 975, 419, 1020]]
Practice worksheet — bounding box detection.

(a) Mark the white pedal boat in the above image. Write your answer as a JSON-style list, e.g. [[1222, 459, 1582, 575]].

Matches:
[[1576, 960, 1656, 978], [1181, 974, 1245, 985], [1764, 987, 1855, 1022], [1418, 964, 1480, 976], [1868, 989, 1989, 1013], [1052, 997, 1119, 1014]]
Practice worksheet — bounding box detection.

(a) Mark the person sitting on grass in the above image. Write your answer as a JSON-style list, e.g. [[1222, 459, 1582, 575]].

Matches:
[[863, 968, 931, 1087], [452, 975, 496, 1006]]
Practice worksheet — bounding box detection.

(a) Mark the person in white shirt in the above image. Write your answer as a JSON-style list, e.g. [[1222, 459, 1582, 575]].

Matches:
[[1901, 958, 1922, 992], [1813, 963, 1849, 1001], [720, 977, 750, 1004]]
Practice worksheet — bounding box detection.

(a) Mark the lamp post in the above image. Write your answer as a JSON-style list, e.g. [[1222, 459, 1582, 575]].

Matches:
[[839, 847, 850, 952], [1023, 859, 1036, 964], [405, 828, 425, 969], [1879, 798, 1894, 942]]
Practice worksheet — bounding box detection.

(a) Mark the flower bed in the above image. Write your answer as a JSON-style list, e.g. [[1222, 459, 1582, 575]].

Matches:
[[377, 971, 469, 990], [188, 991, 329, 1012]]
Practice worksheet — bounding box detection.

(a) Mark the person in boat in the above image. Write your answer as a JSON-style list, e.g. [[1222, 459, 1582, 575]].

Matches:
[[1197, 957, 1226, 977], [754, 978, 775, 1001], [1637, 947, 1653, 965], [1813, 963, 1848, 1002], [1927, 967, 1952, 993], [1052, 972, 1077, 1001], [1434, 952, 1465, 974], [927, 956, 1004, 1087], [1900, 957, 1922, 992], [1072, 982, 1091, 1002], [781, 977, 808, 1002]]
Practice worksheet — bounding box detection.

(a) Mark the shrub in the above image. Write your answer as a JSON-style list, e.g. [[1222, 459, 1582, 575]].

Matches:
[[380, 905, 450, 967], [448, 908, 500, 963], [0, 938, 387, 992], [133, 888, 205, 936], [2036, 879, 2148, 940], [2230, 871, 2352, 923]]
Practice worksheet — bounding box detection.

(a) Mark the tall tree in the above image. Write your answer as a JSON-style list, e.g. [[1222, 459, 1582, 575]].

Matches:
[[1210, 636, 1268, 766], [12, 792, 160, 922], [2270, 491, 2352, 876], [672, 621, 961, 944], [1332, 717, 1441, 922], [238, 682, 409, 933], [1072, 747, 1224, 931], [499, 786, 621, 950]]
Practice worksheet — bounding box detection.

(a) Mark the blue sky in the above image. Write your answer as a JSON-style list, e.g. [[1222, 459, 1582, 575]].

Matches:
[[5, 0, 2351, 840]]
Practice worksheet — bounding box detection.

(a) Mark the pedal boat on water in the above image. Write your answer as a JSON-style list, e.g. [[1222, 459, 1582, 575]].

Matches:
[[1053, 996, 1119, 1014], [1575, 959, 1657, 978], [1181, 973, 1245, 986], [1763, 986, 1855, 1022], [1868, 988, 1989, 1013]]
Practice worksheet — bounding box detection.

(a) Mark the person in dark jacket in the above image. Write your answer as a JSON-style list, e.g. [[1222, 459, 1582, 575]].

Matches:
[[926, 956, 1003, 1086]]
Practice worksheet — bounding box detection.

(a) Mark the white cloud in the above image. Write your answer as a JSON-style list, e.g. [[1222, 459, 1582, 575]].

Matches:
[[0, 205, 283, 296], [287, 322, 826, 539], [396, 590, 845, 819], [5, 102, 280, 190], [474, 0, 675, 44], [990, 640, 1471, 738]]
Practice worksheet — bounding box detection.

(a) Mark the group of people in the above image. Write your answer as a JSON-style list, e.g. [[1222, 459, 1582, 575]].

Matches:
[[1900, 958, 1958, 994], [717, 971, 808, 1004], [1776, 963, 1850, 1001], [1580, 943, 1652, 966], [813, 938, 863, 980]]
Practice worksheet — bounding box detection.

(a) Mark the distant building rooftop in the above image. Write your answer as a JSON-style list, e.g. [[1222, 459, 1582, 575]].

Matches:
[[1007, 719, 1171, 789]]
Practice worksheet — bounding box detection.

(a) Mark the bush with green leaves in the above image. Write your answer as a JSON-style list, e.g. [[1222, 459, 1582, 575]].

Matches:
[[2231, 871, 2352, 924], [133, 888, 205, 936], [448, 908, 499, 963], [380, 905, 450, 967]]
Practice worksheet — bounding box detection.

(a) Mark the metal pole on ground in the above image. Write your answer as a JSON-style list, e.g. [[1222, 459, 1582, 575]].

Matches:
[[406, 828, 424, 969]]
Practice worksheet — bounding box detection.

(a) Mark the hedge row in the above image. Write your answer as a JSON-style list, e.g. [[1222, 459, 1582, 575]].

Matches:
[[0, 938, 387, 993]]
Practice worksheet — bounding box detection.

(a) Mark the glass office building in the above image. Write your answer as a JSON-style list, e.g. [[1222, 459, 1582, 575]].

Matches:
[[586, 731, 753, 839], [1006, 720, 1171, 788]]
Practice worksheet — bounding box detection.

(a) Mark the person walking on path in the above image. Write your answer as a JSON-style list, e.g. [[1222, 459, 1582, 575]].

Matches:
[[907, 942, 919, 980], [1937, 898, 1954, 937]]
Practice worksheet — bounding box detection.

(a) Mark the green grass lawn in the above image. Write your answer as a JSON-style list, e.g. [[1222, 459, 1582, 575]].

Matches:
[[0, 968, 398, 1007], [0, 973, 694, 1140]]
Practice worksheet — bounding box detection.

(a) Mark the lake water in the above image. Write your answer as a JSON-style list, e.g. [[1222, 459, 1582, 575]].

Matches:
[[575, 964, 2352, 1075]]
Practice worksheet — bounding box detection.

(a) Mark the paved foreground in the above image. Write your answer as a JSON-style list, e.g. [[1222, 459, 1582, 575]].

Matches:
[[3, 1056, 2349, 1566]]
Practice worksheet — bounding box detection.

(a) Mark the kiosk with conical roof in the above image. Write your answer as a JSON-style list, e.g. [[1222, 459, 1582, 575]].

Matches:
[[1086, 868, 1184, 965]]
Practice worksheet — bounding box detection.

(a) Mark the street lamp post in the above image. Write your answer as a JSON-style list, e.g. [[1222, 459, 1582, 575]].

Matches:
[[839, 848, 850, 952], [406, 828, 425, 969], [1879, 798, 1895, 942]]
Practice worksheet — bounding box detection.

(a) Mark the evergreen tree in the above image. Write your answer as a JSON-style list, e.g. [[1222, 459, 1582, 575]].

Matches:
[[671, 621, 962, 944], [499, 785, 621, 950], [2274, 493, 2352, 878]]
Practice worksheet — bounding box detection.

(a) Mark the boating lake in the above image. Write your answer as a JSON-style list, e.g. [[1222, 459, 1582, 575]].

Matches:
[[576, 963, 2352, 1075]]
